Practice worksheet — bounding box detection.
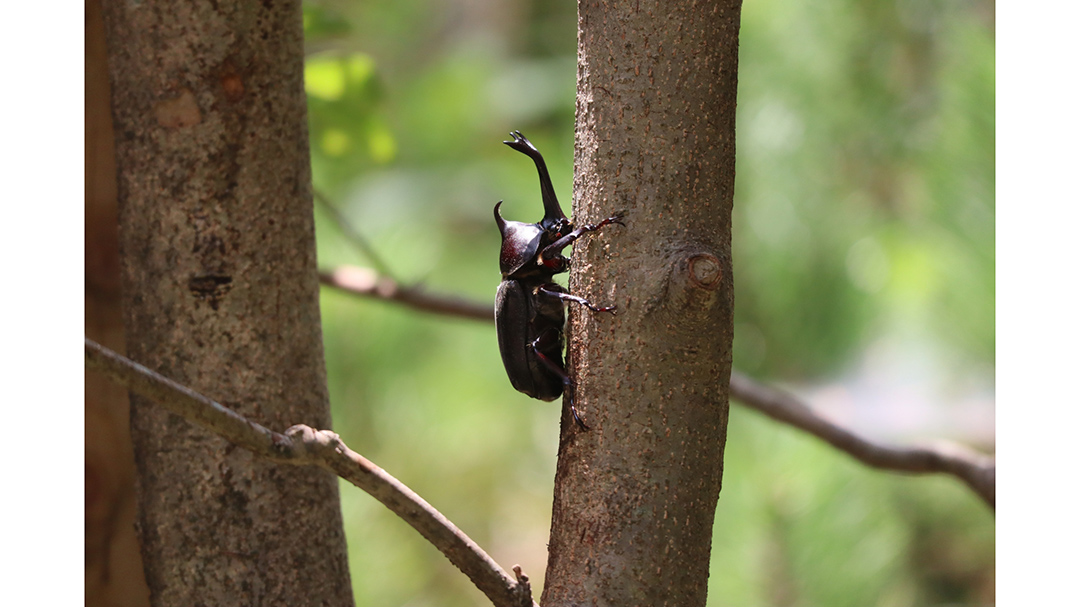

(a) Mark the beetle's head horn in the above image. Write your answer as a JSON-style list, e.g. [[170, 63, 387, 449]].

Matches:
[[541, 195, 567, 229], [504, 131, 567, 229]]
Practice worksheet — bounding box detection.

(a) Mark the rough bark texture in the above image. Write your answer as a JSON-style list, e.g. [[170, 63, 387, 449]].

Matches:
[[100, 1, 355, 605], [86, 0, 151, 603], [541, 1, 740, 605]]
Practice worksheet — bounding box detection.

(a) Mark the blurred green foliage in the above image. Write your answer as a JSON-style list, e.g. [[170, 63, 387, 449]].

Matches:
[[304, 0, 994, 605]]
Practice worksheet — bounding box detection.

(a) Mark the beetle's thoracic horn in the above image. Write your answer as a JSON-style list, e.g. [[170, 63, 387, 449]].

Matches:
[[494, 200, 508, 235]]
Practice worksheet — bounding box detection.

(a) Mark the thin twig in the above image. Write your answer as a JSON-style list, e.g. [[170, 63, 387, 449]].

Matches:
[[84, 338, 537, 607], [313, 189, 397, 279], [728, 371, 995, 509], [319, 264, 996, 510], [319, 266, 493, 321]]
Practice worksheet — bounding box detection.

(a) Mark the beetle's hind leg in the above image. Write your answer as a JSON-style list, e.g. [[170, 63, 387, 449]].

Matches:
[[530, 331, 590, 431]]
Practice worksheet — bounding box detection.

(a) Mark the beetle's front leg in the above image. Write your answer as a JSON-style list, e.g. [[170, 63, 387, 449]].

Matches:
[[537, 284, 616, 315], [539, 213, 625, 261]]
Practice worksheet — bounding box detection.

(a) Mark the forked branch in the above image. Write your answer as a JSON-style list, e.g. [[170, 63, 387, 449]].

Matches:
[[84, 338, 537, 607]]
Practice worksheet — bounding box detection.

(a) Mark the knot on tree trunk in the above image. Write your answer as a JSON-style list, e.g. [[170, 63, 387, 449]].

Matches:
[[687, 253, 723, 290], [640, 244, 730, 325]]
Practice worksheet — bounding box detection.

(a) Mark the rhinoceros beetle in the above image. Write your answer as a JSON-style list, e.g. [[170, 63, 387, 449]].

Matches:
[[494, 131, 623, 429]]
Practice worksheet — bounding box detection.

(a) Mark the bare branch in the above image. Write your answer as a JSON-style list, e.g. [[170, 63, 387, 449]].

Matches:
[[84, 338, 537, 607], [728, 371, 995, 509], [319, 265, 996, 509], [319, 266, 493, 321]]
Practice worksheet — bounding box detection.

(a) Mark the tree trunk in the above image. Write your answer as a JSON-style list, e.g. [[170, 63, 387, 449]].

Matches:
[[86, 0, 150, 603], [542, 1, 740, 605], [100, 1, 354, 605]]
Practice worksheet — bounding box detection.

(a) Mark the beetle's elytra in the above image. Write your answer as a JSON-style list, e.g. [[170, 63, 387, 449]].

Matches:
[[494, 131, 623, 429]]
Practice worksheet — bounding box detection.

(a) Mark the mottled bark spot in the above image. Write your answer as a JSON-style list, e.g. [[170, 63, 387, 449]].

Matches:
[[154, 89, 201, 129], [188, 274, 233, 310], [222, 73, 245, 102]]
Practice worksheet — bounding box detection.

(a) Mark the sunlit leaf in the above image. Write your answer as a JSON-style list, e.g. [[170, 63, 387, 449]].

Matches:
[[305, 57, 345, 101]]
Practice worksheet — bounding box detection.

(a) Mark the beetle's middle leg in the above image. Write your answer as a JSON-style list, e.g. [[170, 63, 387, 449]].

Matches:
[[530, 330, 589, 431], [537, 284, 617, 315]]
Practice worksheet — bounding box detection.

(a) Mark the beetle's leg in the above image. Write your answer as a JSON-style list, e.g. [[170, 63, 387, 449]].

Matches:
[[530, 332, 589, 431], [537, 253, 570, 273], [537, 284, 616, 315], [568, 399, 589, 431], [538, 213, 625, 261]]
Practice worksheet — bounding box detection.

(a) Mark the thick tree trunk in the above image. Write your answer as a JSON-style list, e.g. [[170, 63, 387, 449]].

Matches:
[[542, 1, 740, 605], [100, 1, 354, 605]]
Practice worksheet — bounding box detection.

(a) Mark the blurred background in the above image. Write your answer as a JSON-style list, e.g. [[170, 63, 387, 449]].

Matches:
[[302, 0, 994, 605]]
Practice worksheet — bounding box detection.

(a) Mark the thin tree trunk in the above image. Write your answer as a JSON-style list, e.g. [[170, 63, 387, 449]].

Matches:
[[542, 1, 741, 605], [100, 1, 354, 605]]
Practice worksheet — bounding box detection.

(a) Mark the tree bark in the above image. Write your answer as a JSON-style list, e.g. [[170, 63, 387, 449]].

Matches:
[[100, 1, 354, 605], [542, 1, 740, 605]]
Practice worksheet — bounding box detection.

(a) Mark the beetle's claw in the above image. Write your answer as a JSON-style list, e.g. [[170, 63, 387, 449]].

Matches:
[[592, 304, 617, 315], [504, 130, 530, 148], [590, 214, 625, 230], [570, 405, 590, 431]]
